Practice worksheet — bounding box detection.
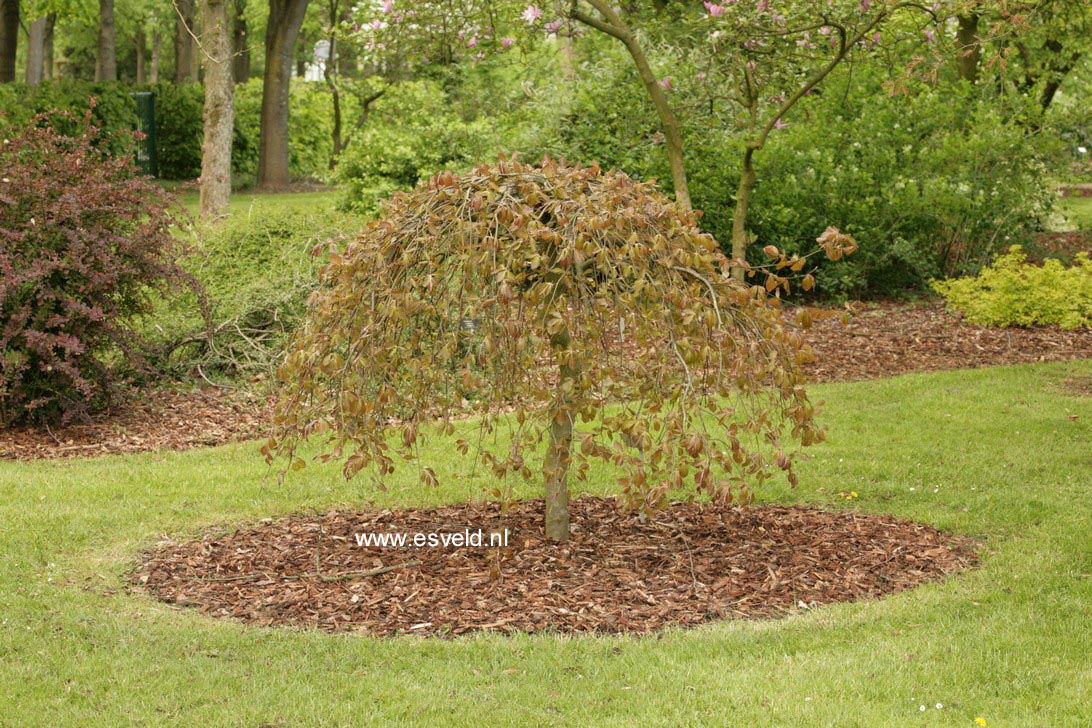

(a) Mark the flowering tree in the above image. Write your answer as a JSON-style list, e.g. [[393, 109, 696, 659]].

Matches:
[[267, 159, 856, 541]]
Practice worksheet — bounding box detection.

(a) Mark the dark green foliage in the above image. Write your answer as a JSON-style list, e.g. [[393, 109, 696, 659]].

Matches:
[[0, 80, 339, 183], [0, 81, 137, 158]]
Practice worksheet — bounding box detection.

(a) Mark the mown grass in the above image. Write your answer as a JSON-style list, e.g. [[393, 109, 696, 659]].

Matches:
[[174, 188, 343, 220], [1, 361, 1090, 726], [1056, 195, 1092, 229]]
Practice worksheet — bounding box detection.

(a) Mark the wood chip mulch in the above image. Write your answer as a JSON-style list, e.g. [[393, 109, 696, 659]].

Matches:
[[3, 301, 1089, 462], [0, 388, 272, 462], [132, 496, 977, 637], [801, 301, 1092, 384]]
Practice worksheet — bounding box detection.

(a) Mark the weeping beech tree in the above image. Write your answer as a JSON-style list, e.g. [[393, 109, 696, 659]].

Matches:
[[266, 159, 855, 542]]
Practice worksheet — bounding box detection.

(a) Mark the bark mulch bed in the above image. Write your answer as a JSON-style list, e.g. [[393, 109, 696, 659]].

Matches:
[[132, 496, 977, 637], [4, 301, 1089, 461], [0, 388, 272, 462], [801, 301, 1092, 384]]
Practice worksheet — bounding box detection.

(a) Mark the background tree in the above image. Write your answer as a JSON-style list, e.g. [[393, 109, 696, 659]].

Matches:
[[0, 0, 18, 82], [268, 159, 854, 541], [175, 0, 198, 81], [257, 0, 309, 188], [96, 0, 117, 80], [199, 0, 235, 217]]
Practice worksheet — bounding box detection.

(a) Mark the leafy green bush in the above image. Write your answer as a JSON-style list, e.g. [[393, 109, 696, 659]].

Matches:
[[748, 79, 1055, 298], [147, 208, 358, 376], [333, 80, 500, 214], [144, 82, 205, 180], [933, 246, 1092, 329], [0, 81, 138, 157]]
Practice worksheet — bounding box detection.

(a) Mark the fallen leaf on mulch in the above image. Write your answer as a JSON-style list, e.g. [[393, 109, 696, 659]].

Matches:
[[132, 496, 977, 637], [4, 301, 1089, 462]]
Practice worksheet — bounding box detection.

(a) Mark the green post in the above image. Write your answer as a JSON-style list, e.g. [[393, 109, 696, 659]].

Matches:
[[130, 91, 158, 178]]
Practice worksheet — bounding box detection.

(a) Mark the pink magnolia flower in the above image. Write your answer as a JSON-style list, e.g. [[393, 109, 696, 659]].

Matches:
[[381, 0, 393, 13], [522, 5, 542, 24], [704, 2, 726, 17], [467, 36, 478, 48], [695, 71, 707, 81], [500, 37, 514, 49], [923, 28, 936, 42], [872, 32, 881, 43], [658, 77, 673, 90], [819, 26, 831, 35], [370, 19, 383, 31], [756, 0, 768, 11], [650, 131, 665, 145], [773, 119, 788, 130], [545, 20, 563, 34], [859, 0, 871, 11]]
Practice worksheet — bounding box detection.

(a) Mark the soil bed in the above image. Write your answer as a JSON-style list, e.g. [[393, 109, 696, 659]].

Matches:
[[133, 496, 977, 637]]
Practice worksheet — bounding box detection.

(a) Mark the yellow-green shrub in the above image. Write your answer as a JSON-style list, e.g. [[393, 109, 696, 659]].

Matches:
[[933, 246, 1091, 329]]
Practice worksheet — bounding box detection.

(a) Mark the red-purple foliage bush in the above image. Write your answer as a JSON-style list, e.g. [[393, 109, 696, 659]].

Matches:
[[1, 108, 191, 425]]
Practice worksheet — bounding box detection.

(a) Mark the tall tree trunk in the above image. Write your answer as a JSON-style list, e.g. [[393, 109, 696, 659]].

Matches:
[[232, 0, 250, 82], [135, 25, 147, 83], [26, 16, 46, 85], [43, 12, 56, 81], [96, 0, 117, 81], [544, 326, 579, 542], [150, 30, 161, 82], [956, 15, 981, 83], [257, 0, 309, 189], [0, 0, 19, 83], [175, 0, 197, 82], [199, 0, 235, 219], [730, 146, 757, 281]]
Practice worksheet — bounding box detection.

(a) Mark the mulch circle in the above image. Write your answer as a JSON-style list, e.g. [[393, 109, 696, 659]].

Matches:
[[132, 496, 978, 637]]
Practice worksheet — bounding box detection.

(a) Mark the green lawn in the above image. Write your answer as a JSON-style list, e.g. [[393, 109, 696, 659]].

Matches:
[[174, 187, 343, 219], [1057, 195, 1092, 230], [2, 361, 1090, 726]]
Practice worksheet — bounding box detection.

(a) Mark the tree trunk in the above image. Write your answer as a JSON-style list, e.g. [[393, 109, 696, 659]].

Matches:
[[0, 0, 19, 83], [150, 30, 161, 82], [43, 13, 56, 81], [570, 0, 691, 211], [96, 0, 117, 82], [325, 33, 341, 169], [730, 146, 757, 281], [258, 0, 310, 189], [955, 15, 980, 83], [175, 0, 197, 82], [199, 0, 235, 219], [135, 25, 147, 83], [233, 0, 250, 82], [26, 16, 46, 85], [544, 326, 578, 542]]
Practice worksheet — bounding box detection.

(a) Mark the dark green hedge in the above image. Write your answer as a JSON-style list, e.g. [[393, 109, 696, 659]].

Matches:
[[0, 80, 333, 182]]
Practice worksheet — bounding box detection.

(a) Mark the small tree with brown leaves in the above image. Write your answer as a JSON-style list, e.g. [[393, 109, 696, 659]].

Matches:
[[267, 159, 855, 542]]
